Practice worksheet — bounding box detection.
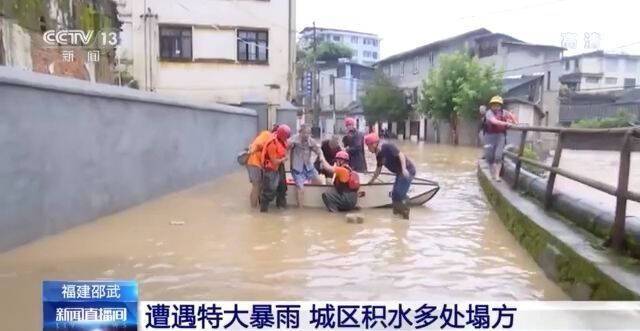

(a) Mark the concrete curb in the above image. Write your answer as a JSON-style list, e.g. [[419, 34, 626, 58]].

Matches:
[[478, 161, 640, 300]]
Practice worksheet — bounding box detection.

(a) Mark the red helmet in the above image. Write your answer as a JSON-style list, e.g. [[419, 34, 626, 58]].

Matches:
[[335, 151, 350, 161], [364, 133, 380, 145], [344, 117, 356, 127], [276, 124, 291, 141]]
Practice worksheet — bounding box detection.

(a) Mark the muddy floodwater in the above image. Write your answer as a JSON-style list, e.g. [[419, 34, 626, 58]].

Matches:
[[0, 142, 567, 329]]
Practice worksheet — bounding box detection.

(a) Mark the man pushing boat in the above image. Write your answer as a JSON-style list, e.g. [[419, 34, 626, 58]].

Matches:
[[364, 133, 415, 219]]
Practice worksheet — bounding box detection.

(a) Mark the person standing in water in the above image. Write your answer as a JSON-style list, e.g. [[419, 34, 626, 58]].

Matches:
[[483, 96, 517, 182], [364, 133, 415, 219], [245, 129, 273, 208], [260, 124, 291, 212], [342, 117, 367, 172], [319, 151, 360, 212]]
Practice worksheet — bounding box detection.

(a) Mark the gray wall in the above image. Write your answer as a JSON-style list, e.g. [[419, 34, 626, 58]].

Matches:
[[0, 67, 257, 251]]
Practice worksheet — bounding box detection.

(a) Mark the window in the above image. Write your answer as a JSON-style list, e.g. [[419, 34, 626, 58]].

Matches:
[[237, 30, 268, 63], [333, 35, 341, 42], [329, 95, 335, 106], [574, 59, 580, 70], [363, 51, 371, 58], [564, 60, 570, 70], [428, 52, 434, 65], [372, 40, 378, 47], [160, 26, 192, 60], [547, 71, 551, 91], [624, 78, 637, 89], [605, 77, 617, 85], [585, 77, 600, 84], [364, 38, 375, 45], [351, 36, 358, 43], [625, 59, 638, 73], [478, 40, 498, 58], [412, 58, 418, 74], [605, 58, 619, 72], [372, 52, 378, 59], [400, 61, 405, 76]]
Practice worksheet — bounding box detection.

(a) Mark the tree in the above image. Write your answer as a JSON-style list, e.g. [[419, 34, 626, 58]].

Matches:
[[297, 41, 354, 65], [362, 73, 407, 125], [418, 52, 502, 144]]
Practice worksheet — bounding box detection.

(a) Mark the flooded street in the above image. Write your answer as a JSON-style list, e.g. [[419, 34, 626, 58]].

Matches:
[[0, 142, 567, 330], [555, 150, 640, 218]]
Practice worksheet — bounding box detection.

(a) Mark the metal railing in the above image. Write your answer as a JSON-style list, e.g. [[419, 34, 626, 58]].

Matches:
[[503, 125, 640, 252]]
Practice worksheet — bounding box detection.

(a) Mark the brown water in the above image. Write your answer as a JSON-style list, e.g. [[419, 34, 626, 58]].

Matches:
[[555, 150, 640, 218], [0, 142, 567, 330]]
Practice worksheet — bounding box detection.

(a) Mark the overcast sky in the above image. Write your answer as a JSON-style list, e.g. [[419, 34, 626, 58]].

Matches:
[[296, 0, 640, 59]]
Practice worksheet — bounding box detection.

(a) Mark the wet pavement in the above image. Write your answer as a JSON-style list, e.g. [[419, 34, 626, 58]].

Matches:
[[0, 141, 567, 330]]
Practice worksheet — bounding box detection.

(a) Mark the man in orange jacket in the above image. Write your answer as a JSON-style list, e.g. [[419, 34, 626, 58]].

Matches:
[[260, 124, 291, 212], [246, 130, 274, 208]]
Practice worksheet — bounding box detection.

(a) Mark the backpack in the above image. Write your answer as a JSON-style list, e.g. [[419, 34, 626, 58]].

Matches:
[[347, 169, 361, 191]]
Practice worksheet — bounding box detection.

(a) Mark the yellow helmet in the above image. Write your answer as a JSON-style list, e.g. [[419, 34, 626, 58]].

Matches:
[[489, 95, 503, 105]]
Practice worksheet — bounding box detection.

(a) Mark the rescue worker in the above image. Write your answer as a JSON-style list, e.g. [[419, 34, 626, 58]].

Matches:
[[342, 117, 367, 172], [319, 151, 360, 212], [315, 135, 342, 178], [272, 125, 288, 208], [484, 96, 517, 182], [246, 129, 273, 208], [261, 124, 291, 212], [364, 133, 415, 219], [289, 124, 326, 208]]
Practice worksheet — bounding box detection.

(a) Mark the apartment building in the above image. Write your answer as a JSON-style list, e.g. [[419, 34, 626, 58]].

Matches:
[[560, 51, 640, 93], [117, 0, 297, 130], [299, 27, 380, 65]]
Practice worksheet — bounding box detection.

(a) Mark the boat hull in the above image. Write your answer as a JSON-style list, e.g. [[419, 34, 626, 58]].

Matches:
[[285, 172, 439, 208]]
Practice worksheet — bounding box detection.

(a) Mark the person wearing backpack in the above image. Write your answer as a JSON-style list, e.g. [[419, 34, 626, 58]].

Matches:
[[319, 151, 360, 212]]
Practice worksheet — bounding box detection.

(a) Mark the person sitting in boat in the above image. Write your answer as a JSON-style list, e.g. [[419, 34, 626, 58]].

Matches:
[[260, 124, 291, 212], [342, 117, 367, 172], [319, 151, 360, 212], [314, 135, 342, 180], [289, 124, 327, 208], [364, 133, 415, 219]]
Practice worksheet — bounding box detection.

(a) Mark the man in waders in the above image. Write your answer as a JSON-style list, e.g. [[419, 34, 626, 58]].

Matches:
[[319, 151, 360, 212], [246, 130, 273, 208], [261, 124, 291, 212], [364, 133, 415, 219], [484, 96, 517, 182], [342, 117, 367, 172]]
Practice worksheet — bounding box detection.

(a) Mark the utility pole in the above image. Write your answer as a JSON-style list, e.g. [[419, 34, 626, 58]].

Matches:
[[331, 74, 336, 133], [311, 21, 321, 138]]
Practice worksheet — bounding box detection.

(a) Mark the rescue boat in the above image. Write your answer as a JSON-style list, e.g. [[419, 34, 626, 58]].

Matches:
[[285, 172, 440, 209]]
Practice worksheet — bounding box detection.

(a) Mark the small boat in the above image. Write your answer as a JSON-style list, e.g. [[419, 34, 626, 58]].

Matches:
[[285, 172, 440, 208]]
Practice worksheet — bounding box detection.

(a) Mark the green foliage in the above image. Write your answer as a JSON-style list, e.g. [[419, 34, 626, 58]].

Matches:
[[297, 41, 353, 66], [8, 0, 44, 30], [572, 111, 635, 128], [522, 145, 545, 176], [361, 73, 407, 123], [418, 52, 502, 121]]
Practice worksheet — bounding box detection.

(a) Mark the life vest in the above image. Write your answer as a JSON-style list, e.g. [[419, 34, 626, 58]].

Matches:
[[485, 109, 509, 134], [334, 165, 360, 192], [246, 131, 274, 167], [261, 136, 287, 171]]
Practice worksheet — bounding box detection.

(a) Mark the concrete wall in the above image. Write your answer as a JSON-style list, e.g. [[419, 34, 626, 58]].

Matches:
[[0, 67, 257, 251]]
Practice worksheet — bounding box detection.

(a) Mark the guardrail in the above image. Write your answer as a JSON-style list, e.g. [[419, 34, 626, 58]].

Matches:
[[504, 125, 640, 252]]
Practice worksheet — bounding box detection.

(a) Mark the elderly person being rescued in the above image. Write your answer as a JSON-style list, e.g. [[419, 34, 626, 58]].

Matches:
[[289, 124, 327, 208], [483, 95, 517, 182]]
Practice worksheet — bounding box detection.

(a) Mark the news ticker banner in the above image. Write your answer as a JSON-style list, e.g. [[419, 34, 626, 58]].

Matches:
[[42, 281, 640, 330], [42, 280, 138, 330]]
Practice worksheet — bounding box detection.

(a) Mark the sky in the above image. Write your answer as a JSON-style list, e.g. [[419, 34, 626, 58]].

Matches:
[[296, 0, 640, 59]]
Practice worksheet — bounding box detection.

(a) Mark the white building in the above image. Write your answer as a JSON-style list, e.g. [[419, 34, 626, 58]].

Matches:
[[116, 0, 297, 129], [298, 27, 380, 66], [560, 51, 640, 93], [316, 62, 374, 133]]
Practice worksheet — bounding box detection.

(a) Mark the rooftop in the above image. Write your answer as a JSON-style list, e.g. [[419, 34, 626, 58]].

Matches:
[[563, 50, 640, 60], [376, 28, 491, 64], [503, 74, 544, 93], [299, 26, 378, 37]]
